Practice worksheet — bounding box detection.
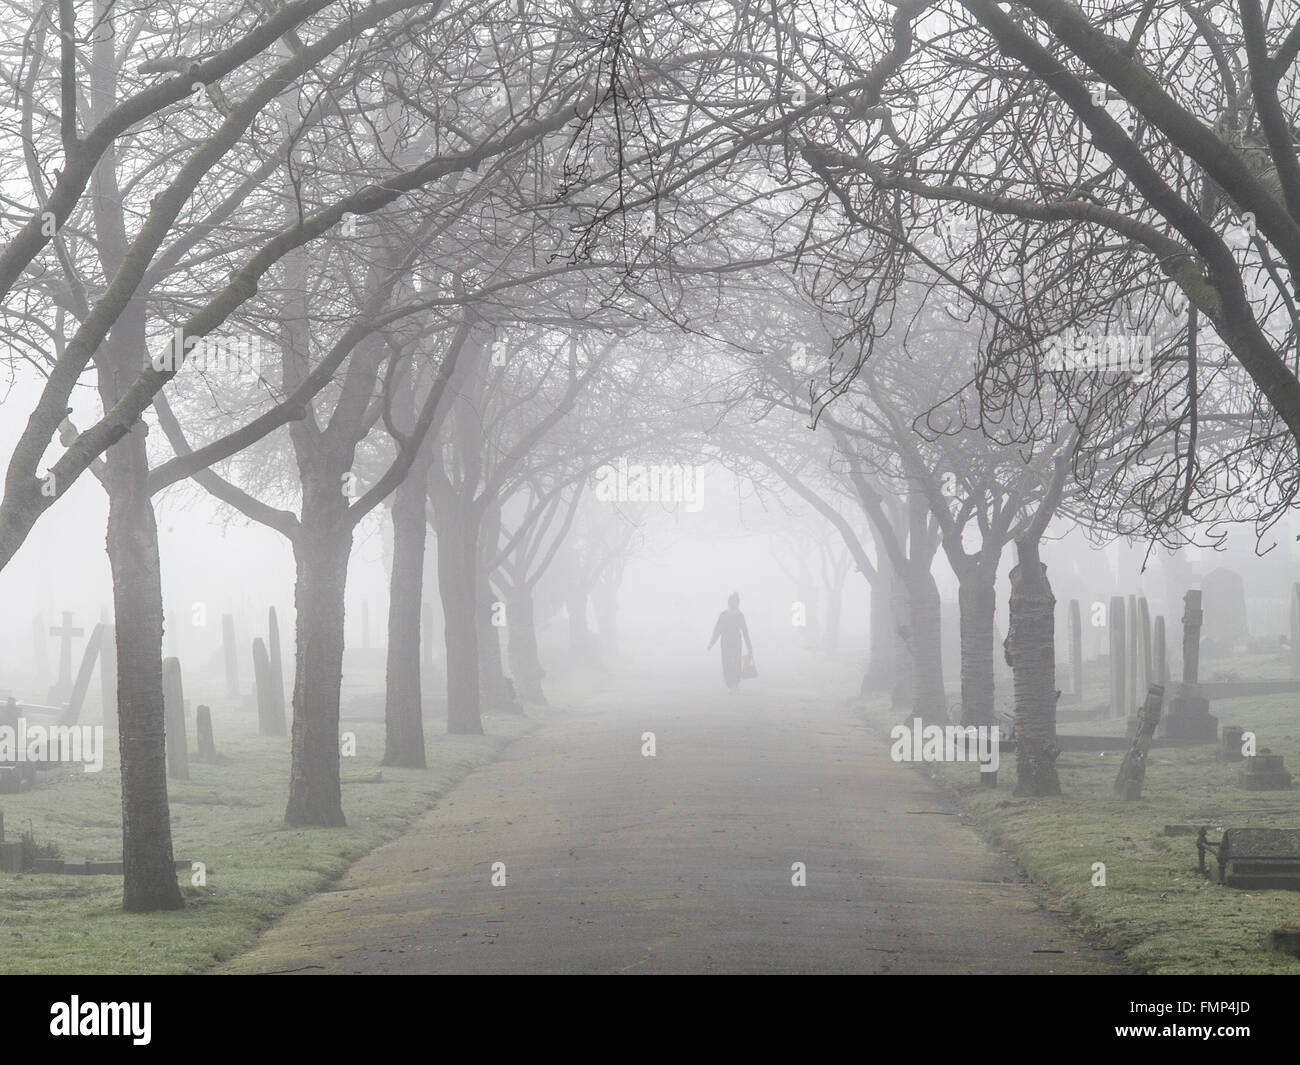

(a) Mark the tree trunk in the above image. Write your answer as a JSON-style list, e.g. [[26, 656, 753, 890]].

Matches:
[[822, 581, 843, 657], [506, 588, 547, 704], [798, 574, 822, 651], [284, 495, 352, 827], [88, 16, 180, 910], [106, 420, 184, 912], [478, 572, 503, 702], [906, 569, 946, 721], [478, 571, 521, 712], [435, 501, 482, 735], [382, 460, 429, 768], [567, 583, 595, 661], [891, 568, 915, 707], [958, 570, 997, 727], [1006, 537, 1061, 797], [863, 568, 895, 694], [592, 571, 620, 659]]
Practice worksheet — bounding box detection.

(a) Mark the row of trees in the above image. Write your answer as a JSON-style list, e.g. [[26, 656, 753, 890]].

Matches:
[[3, 1, 1297, 907]]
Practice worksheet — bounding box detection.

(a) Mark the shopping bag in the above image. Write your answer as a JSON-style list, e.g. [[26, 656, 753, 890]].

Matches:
[[741, 653, 757, 679]]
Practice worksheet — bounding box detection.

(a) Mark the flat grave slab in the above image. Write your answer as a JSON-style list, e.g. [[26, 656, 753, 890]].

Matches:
[[1198, 827, 1300, 889]]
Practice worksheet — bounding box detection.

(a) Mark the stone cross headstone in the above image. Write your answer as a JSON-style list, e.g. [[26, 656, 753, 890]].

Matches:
[[1291, 583, 1300, 679], [222, 613, 240, 700], [1182, 589, 1202, 686], [1109, 596, 1126, 718], [161, 657, 190, 781], [267, 607, 286, 734], [1163, 589, 1218, 742], [48, 612, 83, 701], [63, 623, 105, 726], [32, 614, 50, 684], [1201, 567, 1249, 652], [195, 705, 217, 763], [1068, 599, 1083, 699]]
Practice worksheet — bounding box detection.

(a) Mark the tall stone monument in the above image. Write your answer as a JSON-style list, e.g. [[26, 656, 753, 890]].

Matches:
[[1162, 589, 1218, 742]]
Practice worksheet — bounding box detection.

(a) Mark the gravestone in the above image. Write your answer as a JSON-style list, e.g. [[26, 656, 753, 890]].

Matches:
[[252, 638, 278, 736], [1199, 828, 1300, 888], [1240, 751, 1293, 790], [1124, 600, 1155, 738], [47, 612, 83, 703], [1137, 598, 1152, 708], [195, 705, 217, 763], [1108, 596, 1125, 718], [62, 623, 105, 726], [1181, 590, 1204, 685], [1201, 567, 1249, 652], [1126, 595, 1138, 718], [222, 613, 240, 700], [1, 697, 17, 735], [1153, 615, 1167, 687], [1163, 590, 1218, 742], [161, 657, 189, 781], [0, 697, 35, 794], [1221, 725, 1246, 762], [1068, 599, 1082, 699], [252, 637, 270, 733], [268, 607, 286, 734], [1115, 684, 1164, 800], [0, 809, 21, 873], [31, 614, 50, 684], [1291, 583, 1300, 679]]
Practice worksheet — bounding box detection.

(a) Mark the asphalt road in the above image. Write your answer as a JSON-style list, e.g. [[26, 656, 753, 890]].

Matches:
[[221, 684, 1125, 974]]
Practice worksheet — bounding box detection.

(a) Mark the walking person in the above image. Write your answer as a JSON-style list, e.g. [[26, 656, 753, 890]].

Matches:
[[707, 592, 753, 692]]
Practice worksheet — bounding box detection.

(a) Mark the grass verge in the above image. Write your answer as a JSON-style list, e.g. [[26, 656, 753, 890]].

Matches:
[[856, 688, 1300, 975], [0, 707, 534, 974]]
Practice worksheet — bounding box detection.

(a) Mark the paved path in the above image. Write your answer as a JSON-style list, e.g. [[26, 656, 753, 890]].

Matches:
[[221, 684, 1125, 974]]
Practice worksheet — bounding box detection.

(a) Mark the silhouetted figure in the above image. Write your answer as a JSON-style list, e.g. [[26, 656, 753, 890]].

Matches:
[[707, 592, 752, 691]]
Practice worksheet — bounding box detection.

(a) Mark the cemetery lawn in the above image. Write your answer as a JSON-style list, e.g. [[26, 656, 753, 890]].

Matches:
[[859, 673, 1300, 974], [0, 710, 534, 974]]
